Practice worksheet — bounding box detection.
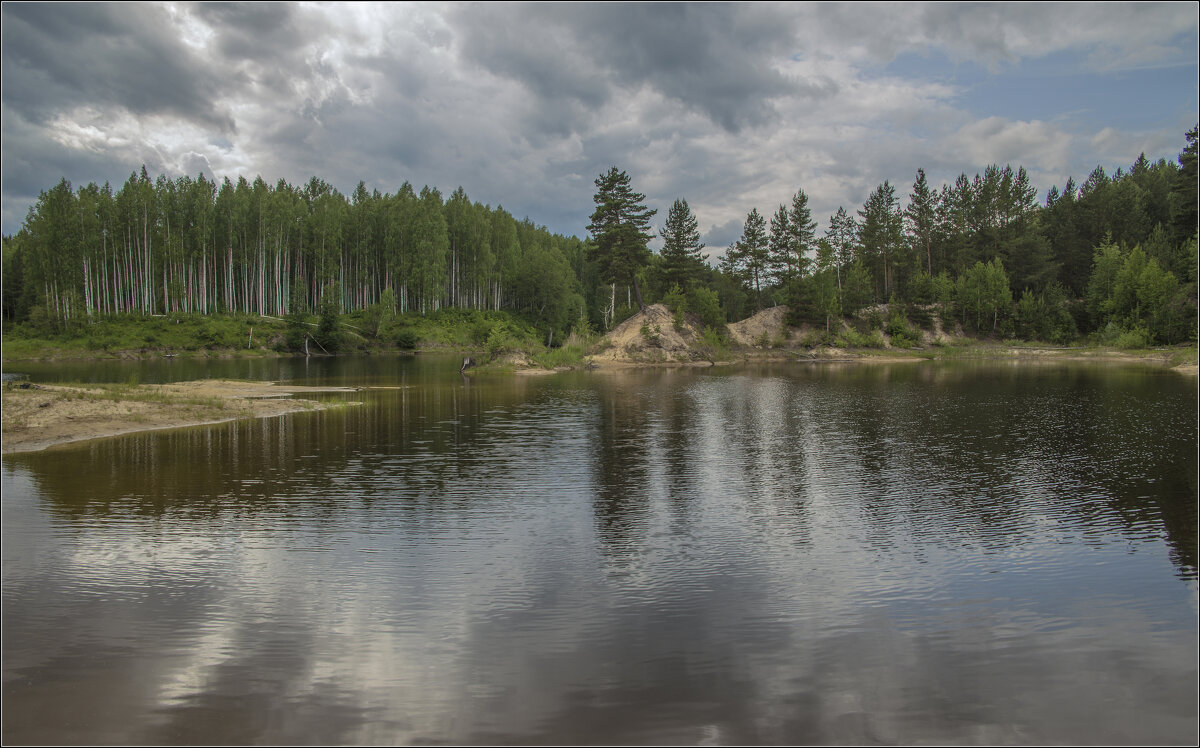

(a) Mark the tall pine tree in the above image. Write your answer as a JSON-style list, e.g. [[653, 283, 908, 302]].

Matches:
[[724, 208, 770, 310], [587, 167, 657, 309], [659, 198, 705, 290], [787, 189, 817, 279]]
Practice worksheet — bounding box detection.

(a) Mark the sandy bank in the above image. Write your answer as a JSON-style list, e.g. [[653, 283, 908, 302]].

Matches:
[[1, 379, 360, 454]]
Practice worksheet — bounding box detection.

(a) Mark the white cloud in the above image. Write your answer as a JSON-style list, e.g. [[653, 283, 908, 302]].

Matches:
[[2, 2, 1195, 237]]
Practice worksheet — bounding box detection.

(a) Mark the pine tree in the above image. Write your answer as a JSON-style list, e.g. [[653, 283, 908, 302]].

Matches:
[[725, 208, 769, 310], [905, 169, 936, 276], [659, 198, 705, 290], [857, 181, 902, 300], [767, 204, 792, 285], [1170, 124, 1198, 247], [587, 167, 657, 309], [787, 189, 817, 279], [825, 206, 857, 289]]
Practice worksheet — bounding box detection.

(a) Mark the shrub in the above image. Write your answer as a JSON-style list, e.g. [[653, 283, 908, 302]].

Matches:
[[313, 287, 342, 352], [885, 306, 921, 348], [865, 308, 885, 330], [687, 286, 726, 331], [836, 328, 886, 349], [801, 329, 832, 348], [1112, 325, 1152, 349], [395, 329, 418, 350]]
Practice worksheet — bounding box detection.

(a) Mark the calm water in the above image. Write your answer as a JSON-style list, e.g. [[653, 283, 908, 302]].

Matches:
[[3, 356, 1197, 745]]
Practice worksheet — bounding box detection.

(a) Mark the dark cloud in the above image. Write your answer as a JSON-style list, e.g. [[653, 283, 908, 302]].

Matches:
[[0, 3, 233, 130], [193, 2, 308, 61], [1, 2, 1193, 241], [701, 218, 743, 251], [0, 105, 146, 231], [453, 3, 808, 134]]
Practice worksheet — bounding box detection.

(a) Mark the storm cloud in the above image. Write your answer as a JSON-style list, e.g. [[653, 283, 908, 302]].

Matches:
[[2, 2, 1196, 248]]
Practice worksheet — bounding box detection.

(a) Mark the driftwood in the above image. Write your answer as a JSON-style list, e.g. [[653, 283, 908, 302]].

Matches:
[[460, 357, 476, 373]]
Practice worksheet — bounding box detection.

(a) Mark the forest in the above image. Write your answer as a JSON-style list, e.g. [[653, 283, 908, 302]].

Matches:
[[2, 126, 1196, 352]]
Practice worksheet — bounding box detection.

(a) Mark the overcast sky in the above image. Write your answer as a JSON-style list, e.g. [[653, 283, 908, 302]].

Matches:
[[2, 2, 1197, 251]]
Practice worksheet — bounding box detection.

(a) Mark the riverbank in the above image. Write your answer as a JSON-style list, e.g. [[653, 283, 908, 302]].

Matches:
[[570, 303, 1197, 374], [1, 379, 360, 454], [576, 344, 1198, 374]]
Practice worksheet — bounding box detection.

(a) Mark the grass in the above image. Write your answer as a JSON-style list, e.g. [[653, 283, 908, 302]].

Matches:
[[530, 342, 589, 369], [2, 313, 292, 361], [7, 379, 226, 410], [0, 308, 560, 362]]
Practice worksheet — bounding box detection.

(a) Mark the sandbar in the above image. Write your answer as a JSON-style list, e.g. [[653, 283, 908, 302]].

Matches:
[[2, 379, 360, 454]]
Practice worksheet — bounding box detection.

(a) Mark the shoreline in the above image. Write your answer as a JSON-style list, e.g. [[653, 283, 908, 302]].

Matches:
[[2, 380, 361, 455], [575, 344, 1198, 373], [3, 348, 1194, 454]]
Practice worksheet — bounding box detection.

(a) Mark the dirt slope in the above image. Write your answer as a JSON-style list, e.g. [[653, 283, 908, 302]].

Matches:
[[726, 306, 791, 347], [591, 304, 711, 364]]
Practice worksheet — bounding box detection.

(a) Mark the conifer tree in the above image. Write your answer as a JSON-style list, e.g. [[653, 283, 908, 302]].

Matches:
[[587, 167, 657, 309], [787, 189, 817, 279], [767, 204, 792, 285], [905, 169, 936, 276], [825, 206, 857, 289], [659, 198, 705, 290], [725, 208, 769, 310]]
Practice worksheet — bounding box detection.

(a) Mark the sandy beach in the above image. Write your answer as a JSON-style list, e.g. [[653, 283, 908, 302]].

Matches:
[[1, 379, 360, 454]]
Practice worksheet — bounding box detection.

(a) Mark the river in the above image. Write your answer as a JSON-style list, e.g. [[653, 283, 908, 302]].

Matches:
[[3, 355, 1196, 744]]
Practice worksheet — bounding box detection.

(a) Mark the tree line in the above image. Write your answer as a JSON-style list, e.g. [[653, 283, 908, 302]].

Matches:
[[2, 169, 588, 339], [630, 126, 1196, 345], [3, 126, 1197, 348]]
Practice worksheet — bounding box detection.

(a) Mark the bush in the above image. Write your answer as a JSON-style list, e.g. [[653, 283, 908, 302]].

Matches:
[[687, 286, 725, 331], [865, 308, 885, 330], [314, 287, 342, 352], [801, 329, 832, 348], [836, 328, 886, 349], [885, 304, 921, 348], [486, 321, 521, 355], [1112, 325, 1152, 349], [641, 323, 662, 346], [395, 329, 418, 350], [694, 325, 728, 359]]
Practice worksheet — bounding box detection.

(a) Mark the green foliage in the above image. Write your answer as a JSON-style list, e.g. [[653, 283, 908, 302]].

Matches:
[[662, 284, 688, 329], [8, 129, 1197, 354], [1101, 324, 1153, 349], [640, 323, 662, 345], [800, 328, 833, 348], [284, 284, 310, 350], [694, 325, 729, 358], [842, 260, 874, 315], [659, 199, 706, 290], [394, 329, 418, 350], [905, 270, 934, 304], [1086, 239, 1191, 344], [931, 271, 956, 318], [885, 302, 921, 348], [835, 328, 886, 349], [530, 341, 588, 369], [857, 180, 905, 299], [1014, 284, 1077, 343], [588, 167, 656, 307], [863, 308, 885, 331], [2, 313, 293, 360], [315, 286, 342, 352], [955, 259, 1013, 334], [686, 286, 725, 331], [1169, 125, 1198, 248], [723, 208, 770, 309], [486, 321, 521, 356]]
